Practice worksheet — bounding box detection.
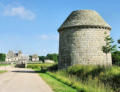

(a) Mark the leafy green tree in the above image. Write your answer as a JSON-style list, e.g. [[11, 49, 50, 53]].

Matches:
[[0, 53, 6, 62], [46, 53, 58, 62], [102, 35, 116, 64], [29, 55, 32, 61], [38, 56, 46, 63], [112, 51, 120, 66], [118, 39, 120, 49], [111, 39, 120, 66]]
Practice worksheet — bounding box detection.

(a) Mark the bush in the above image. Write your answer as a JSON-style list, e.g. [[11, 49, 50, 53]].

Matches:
[[27, 63, 58, 72], [38, 56, 46, 63], [0, 53, 6, 62], [112, 51, 120, 66], [46, 53, 58, 62], [27, 64, 53, 69], [48, 64, 58, 71]]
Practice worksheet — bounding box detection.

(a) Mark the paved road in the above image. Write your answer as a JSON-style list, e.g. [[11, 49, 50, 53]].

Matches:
[[0, 66, 53, 92]]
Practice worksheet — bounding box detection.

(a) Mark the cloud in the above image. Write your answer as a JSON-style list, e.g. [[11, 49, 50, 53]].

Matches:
[[3, 6, 36, 20], [38, 34, 59, 40]]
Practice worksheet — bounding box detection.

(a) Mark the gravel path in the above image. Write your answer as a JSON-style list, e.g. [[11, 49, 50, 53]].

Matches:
[[0, 66, 53, 92]]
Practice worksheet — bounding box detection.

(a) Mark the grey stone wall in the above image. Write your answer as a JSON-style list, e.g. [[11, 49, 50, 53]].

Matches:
[[58, 27, 112, 69], [58, 10, 112, 69]]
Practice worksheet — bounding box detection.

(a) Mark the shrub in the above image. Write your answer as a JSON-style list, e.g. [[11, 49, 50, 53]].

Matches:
[[27, 63, 58, 72], [27, 64, 53, 69], [46, 53, 58, 62], [0, 53, 6, 62], [48, 64, 58, 71], [112, 51, 120, 66]]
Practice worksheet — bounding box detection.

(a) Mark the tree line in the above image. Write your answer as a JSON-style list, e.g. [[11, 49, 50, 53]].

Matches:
[[0, 53, 6, 62], [38, 53, 58, 63], [0, 53, 58, 63]]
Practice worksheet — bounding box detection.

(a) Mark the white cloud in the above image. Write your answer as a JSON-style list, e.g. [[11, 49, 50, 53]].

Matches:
[[3, 6, 36, 20], [38, 34, 59, 40]]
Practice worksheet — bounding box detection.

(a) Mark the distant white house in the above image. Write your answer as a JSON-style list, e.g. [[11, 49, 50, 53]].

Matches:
[[32, 54, 39, 61], [44, 59, 55, 63]]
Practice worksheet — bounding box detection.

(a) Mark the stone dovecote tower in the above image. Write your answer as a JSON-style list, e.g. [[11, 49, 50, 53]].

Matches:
[[58, 10, 112, 69]]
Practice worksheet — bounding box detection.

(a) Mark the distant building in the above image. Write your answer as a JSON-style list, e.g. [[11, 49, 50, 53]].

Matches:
[[44, 59, 55, 63], [58, 10, 112, 69], [6, 50, 29, 63], [32, 54, 39, 61]]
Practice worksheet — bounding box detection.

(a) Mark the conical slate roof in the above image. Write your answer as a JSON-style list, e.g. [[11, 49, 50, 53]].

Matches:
[[58, 10, 111, 31]]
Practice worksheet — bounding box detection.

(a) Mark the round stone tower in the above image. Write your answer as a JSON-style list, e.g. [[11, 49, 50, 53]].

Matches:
[[58, 10, 112, 69]]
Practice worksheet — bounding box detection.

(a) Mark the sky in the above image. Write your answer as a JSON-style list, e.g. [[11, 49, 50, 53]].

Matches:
[[0, 0, 120, 56]]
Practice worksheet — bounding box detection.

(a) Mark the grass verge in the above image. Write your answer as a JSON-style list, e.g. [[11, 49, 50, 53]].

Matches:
[[28, 64, 120, 92], [34, 69, 77, 92], [46, 72, 112, 92], [0, 64, 10, 66], [0, 70, 6, 74]]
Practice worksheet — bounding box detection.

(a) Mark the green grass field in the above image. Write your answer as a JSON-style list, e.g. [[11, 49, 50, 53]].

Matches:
[[28, 64, 120, 92], [39, 73, 77, 92], [34, 68, 77, 92], [0, 64, 10, 66], [0, 70, 6, 74], [0, 64, 9, 74]]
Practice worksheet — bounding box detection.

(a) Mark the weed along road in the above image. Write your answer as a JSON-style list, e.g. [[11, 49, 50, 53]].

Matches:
[[0, 66, 53, 92]]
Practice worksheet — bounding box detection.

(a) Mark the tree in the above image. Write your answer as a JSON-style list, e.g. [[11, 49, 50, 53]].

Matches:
[[0, 53, 6, 62], [38, 56, 46, 63], [111, 39, 120, 66], [112, 51, 120, 66], [46, 53, 58, 62], [118, 39, 120, 49], [29, 55, 32, 61], [102, 35, 116, 64]]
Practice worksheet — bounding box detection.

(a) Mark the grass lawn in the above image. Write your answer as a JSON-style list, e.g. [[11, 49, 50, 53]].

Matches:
[[0, 70, 6, 74], [39, 73, 77, 92], [33, 68, 77, 92], [0, 64, 10, 66], [0, 64, 8, 74], [28, 64, 120, 92]]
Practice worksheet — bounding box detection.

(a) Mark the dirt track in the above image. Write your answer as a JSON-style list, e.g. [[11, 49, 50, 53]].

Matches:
[[0, 66, 53, 92]]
